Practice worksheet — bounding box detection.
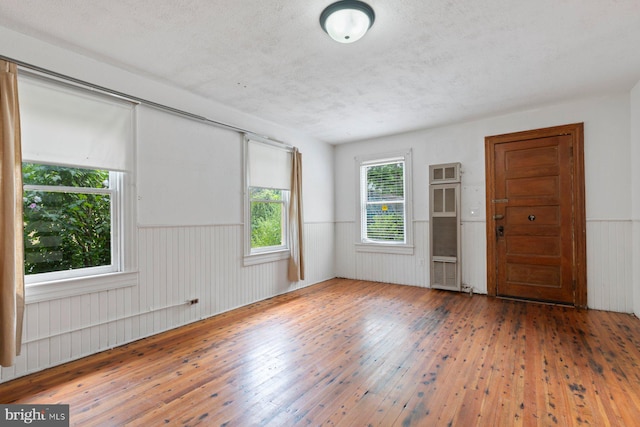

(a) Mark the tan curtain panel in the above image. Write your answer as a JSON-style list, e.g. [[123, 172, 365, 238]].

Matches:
[[0, 60, 25, 367], [287, 148, 304, 282]]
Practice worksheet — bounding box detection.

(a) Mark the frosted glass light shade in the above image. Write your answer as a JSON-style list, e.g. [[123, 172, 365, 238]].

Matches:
[[320, 1, 375, 44]]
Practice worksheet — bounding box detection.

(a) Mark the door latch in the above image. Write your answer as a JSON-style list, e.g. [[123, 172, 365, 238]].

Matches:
[[496, 225, 504, 238]]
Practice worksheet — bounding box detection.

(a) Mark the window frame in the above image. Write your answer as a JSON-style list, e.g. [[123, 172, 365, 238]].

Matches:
[[355, 150, 414, 255], [243, 136, 292, 266], [18, 74, 138, 303], [23, 166, 121, 283], [23, 164, 137, 303], [248, 187, 289, 255]]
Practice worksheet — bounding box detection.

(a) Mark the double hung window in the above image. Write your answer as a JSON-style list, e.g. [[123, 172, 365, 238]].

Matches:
[[18, 73, 135, 295], [23, 164, 118, 277], [249, 187, 287, 251], [244, 136, 292, 264], [357, 150, 413, 254]]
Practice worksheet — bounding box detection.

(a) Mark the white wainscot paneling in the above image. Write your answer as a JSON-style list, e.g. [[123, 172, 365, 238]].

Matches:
[[335, 219, 634, 309], [586, 220, 633, 312], [335, 222, 356, 279], [355, 221, 429, 287], [460, 221, 487, 294], [1, 222, 334, 383], [336, 220, 487, 293], [335, 221, 429, 287], [634, 221, 640, 318], [459, 219, 632, 307]]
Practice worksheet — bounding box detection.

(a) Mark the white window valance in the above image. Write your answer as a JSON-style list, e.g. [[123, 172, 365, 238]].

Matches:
[[19, 74, 134, 172]]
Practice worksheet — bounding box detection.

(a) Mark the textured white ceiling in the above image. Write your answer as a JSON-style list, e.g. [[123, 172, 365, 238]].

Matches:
[[0, 0, 639, 144]]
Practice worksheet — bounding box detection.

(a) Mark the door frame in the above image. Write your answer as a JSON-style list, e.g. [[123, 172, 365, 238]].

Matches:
[[484, 123, 587, 308]]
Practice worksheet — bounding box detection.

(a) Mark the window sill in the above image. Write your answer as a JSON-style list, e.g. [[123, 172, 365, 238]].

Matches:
[[244, 249, 290, 266], [355, 243, 414, 255], [25, 271, 139, 303]]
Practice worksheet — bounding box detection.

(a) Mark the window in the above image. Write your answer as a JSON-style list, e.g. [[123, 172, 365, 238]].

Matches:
[[18, 73, 136, 300], [249, 187, 287, 252], [244, 136, 292, 265], [23, 163, 119, 278], [357, 150, 413, 254]]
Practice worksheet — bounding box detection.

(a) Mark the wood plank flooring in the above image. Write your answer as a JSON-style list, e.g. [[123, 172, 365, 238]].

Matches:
[[2, 278, 640, 426]]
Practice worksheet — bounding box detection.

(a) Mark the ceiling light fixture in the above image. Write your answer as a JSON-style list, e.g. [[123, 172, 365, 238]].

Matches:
[[320, 0, 375, 44]]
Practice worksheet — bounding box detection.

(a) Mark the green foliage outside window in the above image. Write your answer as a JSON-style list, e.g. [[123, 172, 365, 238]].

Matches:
[[366, 203, 404, 242], [367, 163, 404, 200], [250, 187, 284, 249], [23, 163, 112, 275]]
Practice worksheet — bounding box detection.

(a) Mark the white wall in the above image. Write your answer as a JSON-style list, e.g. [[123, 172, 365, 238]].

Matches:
[[137, 107, 244, 226], [631, 80, 640, 317], [0, 26, 335, 382], [335, 93, 633, 312], [137, 106, 335, 226], [1, 21, 637, 383]]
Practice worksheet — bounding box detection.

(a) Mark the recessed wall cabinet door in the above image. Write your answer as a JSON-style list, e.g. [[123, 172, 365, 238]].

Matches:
[[429, 163, 461, 291]]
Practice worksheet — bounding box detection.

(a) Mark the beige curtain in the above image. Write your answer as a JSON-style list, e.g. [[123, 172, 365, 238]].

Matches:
[[288, 148, 304, 281], [0, 60, 25, 367]]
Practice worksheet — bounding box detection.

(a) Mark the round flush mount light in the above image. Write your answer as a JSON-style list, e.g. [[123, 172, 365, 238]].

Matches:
[[320, 0, 375, 44]]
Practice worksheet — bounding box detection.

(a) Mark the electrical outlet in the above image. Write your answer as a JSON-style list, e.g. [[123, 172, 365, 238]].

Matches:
[[187, 298, 199, 305]]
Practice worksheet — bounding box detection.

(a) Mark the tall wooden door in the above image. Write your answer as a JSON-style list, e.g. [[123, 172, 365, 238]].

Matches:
[[485, 123, 586, 307]]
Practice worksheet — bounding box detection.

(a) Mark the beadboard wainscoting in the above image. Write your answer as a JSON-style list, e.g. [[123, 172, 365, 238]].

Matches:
[[586, 219, 633, 312], [335, 220, 487, 292], [460, 220, 488, 294], [1, 219, 633, 382], [353, 221, 429, 287], [0, 222, 334, 383], [335, 219, 633, 312]]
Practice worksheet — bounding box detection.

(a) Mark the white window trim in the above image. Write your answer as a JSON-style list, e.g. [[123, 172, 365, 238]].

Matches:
[[243, 135, 292, 266], [23, 172, 120, 282], [355, 150, 414, 255], [25, 271, 138, 303], [24, 168, 138, 302], [22, 107, 138, 303]]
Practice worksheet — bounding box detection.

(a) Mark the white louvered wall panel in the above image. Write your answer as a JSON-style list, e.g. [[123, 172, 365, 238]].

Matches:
[[1, 222, 334, 383]]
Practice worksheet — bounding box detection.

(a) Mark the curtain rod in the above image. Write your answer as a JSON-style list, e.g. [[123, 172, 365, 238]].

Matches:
[[0, 54, 294, 149]]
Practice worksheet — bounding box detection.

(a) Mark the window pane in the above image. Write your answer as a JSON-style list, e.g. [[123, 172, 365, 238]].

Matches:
[[444, 167, 455, 179], [366, 162, 404, 202], [433, 188, 443, 212], [250, 187, 282, 201], [445, 188, 456, 212], [433, 168, 443, 180], [250, 201, 283, 248], [23, 190, 111, 275], [363, 161, 406, 243], [365, 202, 405, 242], [432, 217, 457, 257], [23, 163, 110, 188]]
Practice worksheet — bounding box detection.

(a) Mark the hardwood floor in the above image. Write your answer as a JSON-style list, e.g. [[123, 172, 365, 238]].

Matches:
[[2, 278, 640, 426]]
